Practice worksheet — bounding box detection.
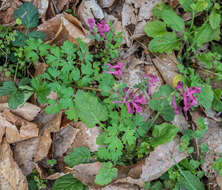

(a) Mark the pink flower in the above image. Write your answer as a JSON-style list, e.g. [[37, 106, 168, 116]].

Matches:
[[96, 20, 110, 38], [174, 82, 201, 119], [113, 88, 146, 114], [106, 62, 123, 77], [88, 18, 95, 29], [145, 74, 159, 97]]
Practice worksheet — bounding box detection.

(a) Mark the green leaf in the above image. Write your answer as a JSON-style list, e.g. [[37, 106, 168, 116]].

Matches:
[[151, 123, 179, 148], [212, 88, 222, 112], [64, 146, 91, 167], [153, 3, 185, 31], [14, 2, 39, 28], [75, 90, 108, 127], [8, 91, 25, 110], [52, 174, 88, 190], [194, 22, 220, 47], [95, 162, 118, 186], [148, 32, 180, 54], [0, 81, 17, 96], [28, 31, 46, 40], [197, 52, 213, 69], [209, 9, 221, 30], [178, 171, 205, 190], [149, 85, 175, 121], [144, 21, 168, 38], [178, 0, 194, 12], [12, 31, 28, 47], [197, 85, 214, 109]]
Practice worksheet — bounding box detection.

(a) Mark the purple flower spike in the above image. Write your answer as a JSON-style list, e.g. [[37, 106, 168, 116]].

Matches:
[[96, 20, 110, 38], [173, 96, 180, 115], [106, 62, 123, 77], [145, 74, 159, 97], [88, 18, 95, 29]]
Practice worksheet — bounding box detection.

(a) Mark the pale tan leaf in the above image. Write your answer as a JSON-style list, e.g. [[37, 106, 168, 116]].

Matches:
[[0, 138, 28, 190]]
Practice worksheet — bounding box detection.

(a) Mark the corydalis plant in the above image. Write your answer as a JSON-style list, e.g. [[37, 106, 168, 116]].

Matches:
[[173, 82, 201, 119], [106, 62, 123, 77], [88, 18, 110, 38]]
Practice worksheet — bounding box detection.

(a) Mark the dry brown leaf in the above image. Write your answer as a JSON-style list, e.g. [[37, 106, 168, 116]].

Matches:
[[34, 130, 52, 162], [34, 62, 48, 77], [54, 124, 80, 158], [0, 138, 28, 190], [38, 13, 89, 45], [78, 0, 104, 28], [216, 176, 222, 189], [71, 162, 103, 186], [46, 172, 66, 180], [44, 111, 62, 133], [98, 0, 116, 8], [70, 122, 100, 152], [32, 0, 49, 18], [14, 137, 40, 176], [114, 177, 145, 188], [0, 103, 41, 121], [52, 0, 70, 12], [0, 110, 39, 144]]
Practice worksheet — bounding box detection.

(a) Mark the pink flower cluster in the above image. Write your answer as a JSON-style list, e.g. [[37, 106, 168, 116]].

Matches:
[[106, 62, 123, 77], [173, 82, 201, 119], [88, 18, 110, 38], [144, 74, 159, 97], [113, 88, 146, 114]]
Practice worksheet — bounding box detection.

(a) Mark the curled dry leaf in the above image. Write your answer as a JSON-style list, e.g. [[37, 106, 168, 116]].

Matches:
[[14, 137, 40, 176], [114, 177, 145, 188], [78, 0, 104, 28], [0, 103, 41, 121], [32, 0, 49, 18], [44, 111, 62, 133], [0, 138, 28, 190], [71, 162, 103, 186], [34, 130, 52, 162], [70, 122, 100, 152], [152, 53, 179, 87], [54, 124, 80, 158], [140, 137, 188, 182], [38, 13, 89, 45], [51, 0, 70, 13], [0, 110, 39, 144]]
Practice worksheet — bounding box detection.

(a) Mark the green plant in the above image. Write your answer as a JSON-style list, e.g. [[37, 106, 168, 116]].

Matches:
[[27, 171, 47, 190], [212, 157, 222, 176]]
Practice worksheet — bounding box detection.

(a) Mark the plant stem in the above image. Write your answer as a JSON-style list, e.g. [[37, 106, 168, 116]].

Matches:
[[150, 111, 160, 128]]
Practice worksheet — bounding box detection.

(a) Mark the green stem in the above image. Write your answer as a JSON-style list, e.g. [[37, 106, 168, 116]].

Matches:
[[14, 62, 19, 81], [150, 112, 160, 128]]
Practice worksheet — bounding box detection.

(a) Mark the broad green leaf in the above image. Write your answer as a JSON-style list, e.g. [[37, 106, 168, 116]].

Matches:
[[144, 21, 168, 38], [151, 123, 179, 148], [209, 10, 221, 29], [28, 31, 46, 40], [8, 91, 25, 110], [178, 171, 205, 190], [153, 3, 185, 31], [0, 81, 17, 96], [194, 22, 220, 47], [95, 162, 118, 186], [12, 31, 28, 47], [197, 85, 214, 109], [194, 0, 212, 12], [178, 0, 194, 12], [14, 2, 39, 28], [148, 32, 180, 54], [52, 174, 88, 190], [75, 90, 108, 127], [64, 146, 91, 167], [197, 52, 213, 69], [212, 88, 222, 112]]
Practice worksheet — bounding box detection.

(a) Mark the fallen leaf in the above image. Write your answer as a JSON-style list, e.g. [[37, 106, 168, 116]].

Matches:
[[32, 0, 49, 19], [44, 111, 62, 133], [98, 0, 116, 8], [38, 13, 89, 45], [78, 0, 104, 28], [0, 103, 41, 121], [114, 177, 144, 188], [14, 137, 40, 176], [51, 0, 69, 13], [1, 110, 39, 144], [71, 162, 103, 186], [70, 122, 100, 152], [216, 175, 222, 189], [54, 124, 80, 158], [34, 130, 52, 162], [0, 138, 28, 190], [140, 137, 188, 181]]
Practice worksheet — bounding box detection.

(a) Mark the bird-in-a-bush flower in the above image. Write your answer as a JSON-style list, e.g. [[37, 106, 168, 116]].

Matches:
[[144, 74, 159, 97], [113, 87, 146, 114], [106, 62, 123, 77], [96, 20, 110, 38], [88, 18, 95, 29], [173, 82, 201, 119]]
